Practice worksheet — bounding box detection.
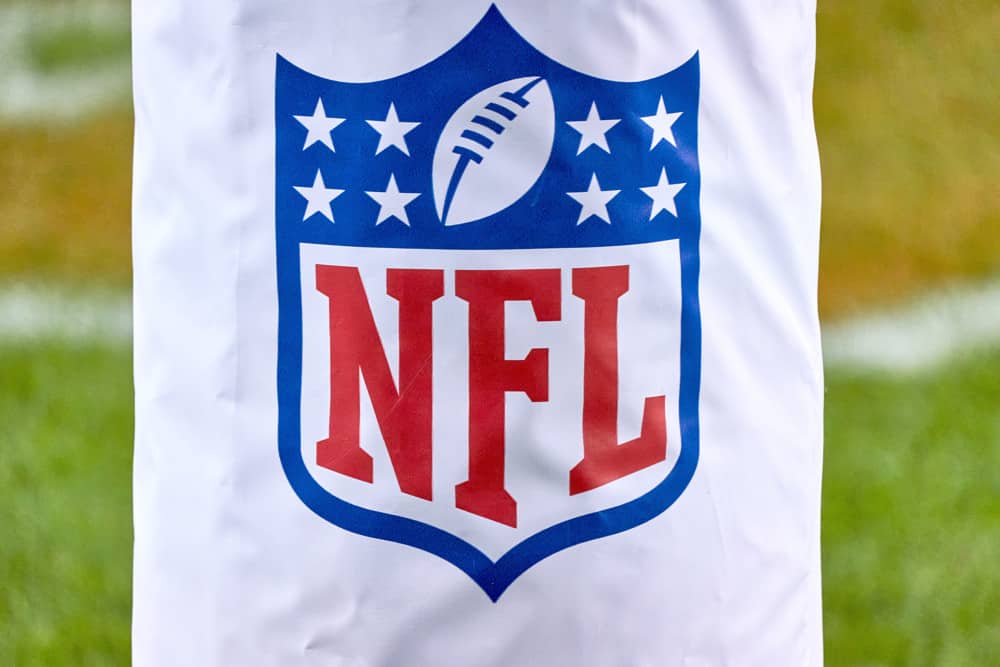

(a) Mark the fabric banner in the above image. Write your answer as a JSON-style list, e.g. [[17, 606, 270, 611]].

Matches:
[[132, 1, 823, 664]]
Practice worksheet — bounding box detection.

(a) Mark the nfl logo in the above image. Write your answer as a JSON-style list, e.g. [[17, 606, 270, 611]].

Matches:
[[275, 6, 702, 601]]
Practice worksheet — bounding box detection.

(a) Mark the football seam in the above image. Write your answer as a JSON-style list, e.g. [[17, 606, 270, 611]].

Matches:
[[441, 77, 545, 225]]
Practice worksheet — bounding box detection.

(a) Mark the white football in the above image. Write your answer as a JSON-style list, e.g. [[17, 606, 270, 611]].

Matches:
[[432, 76, 555, 226]]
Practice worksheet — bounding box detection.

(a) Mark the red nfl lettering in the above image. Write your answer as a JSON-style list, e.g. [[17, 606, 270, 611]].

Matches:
[[314, 264, 667, 527]]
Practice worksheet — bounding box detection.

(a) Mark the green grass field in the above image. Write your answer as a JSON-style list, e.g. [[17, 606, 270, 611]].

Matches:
[[823, 354, 1000, 665], [0, 341, 132, 665], [1, 0, 998, 664]]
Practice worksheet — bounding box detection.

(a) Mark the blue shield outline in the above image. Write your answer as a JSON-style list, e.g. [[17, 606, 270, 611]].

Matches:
[[275, 5, 702, 601]]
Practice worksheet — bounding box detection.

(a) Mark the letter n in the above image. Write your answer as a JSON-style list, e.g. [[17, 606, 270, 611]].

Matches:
[[315, 265, 444, 500]]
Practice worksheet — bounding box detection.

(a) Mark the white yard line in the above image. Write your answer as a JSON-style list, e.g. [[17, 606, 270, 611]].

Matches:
[[2, 279, 999, 373], [823, 278, 1000, 374], [0, 284, 131, 344], [0, 2, 131, 124]]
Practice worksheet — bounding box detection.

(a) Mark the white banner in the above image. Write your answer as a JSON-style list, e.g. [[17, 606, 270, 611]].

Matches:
[[132, 1, 823, 664]]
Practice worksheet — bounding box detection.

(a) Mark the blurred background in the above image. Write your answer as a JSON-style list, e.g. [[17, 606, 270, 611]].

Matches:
[[0, 1, 997, 663]]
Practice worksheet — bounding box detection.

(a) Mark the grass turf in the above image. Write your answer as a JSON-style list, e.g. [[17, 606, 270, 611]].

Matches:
[[25, 17, 129, 75], [815, 1, 1000, 316], [0, 112, 133, 287], [1, 339, 998, 663], [0, 340, 132, 665], [822, 351, 1000, 665]]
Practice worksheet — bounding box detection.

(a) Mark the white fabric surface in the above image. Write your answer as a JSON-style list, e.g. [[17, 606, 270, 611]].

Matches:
[[132, 1, 823, 664]]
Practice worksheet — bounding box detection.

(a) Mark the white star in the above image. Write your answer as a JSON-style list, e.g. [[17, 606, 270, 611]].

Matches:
[[566, 102, 621, 155], [366, 103, 420, 156], [366, 174, 421, 226], [641, 167, 686, 219], [294, 170, 344, 222], [294, 99, 345, 152], [567, 173, 620, 225], [641, 96, 683, 149]]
